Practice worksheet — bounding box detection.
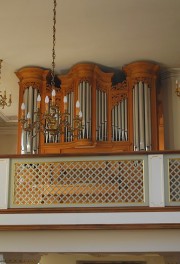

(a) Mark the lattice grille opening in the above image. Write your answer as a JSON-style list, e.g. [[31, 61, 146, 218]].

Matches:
[[169, 158, 180, 202], [12, 159, 145, 207]]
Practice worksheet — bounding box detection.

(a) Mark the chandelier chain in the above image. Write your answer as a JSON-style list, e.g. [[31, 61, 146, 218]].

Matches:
[[0, 59, 2, 82], [51, 0, 57, 86]]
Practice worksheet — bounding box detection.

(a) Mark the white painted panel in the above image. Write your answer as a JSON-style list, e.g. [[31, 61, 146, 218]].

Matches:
[[0, 230, 180, 253], [0, 212, 180, 225], [148, 155, 165, 207], [0, 159, 10, 209]]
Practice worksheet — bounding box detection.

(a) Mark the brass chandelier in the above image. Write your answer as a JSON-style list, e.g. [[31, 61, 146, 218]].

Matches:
[[0, 59, 12, 109], [20, 0, 83, 138]]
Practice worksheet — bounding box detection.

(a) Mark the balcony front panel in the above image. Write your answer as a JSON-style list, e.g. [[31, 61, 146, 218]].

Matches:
[[9, 155, 148, 208], [164, 154, 180, 206]]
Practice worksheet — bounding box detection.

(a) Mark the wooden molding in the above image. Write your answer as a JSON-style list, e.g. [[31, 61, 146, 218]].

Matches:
[[1, 206, 180, 214], [0, 223, 180, 231]]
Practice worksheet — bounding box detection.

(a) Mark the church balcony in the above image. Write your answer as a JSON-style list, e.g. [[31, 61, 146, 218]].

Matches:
[[0, 150, 180, 230]]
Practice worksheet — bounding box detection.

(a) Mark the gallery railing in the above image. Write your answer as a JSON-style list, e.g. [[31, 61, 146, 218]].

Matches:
[[0, 152, 179, 209], [9, 155, 148, 208]]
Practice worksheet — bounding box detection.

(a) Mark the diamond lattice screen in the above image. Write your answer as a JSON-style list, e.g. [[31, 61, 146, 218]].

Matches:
[[12, 159, 144, 207], [169, 158, 180, 202]]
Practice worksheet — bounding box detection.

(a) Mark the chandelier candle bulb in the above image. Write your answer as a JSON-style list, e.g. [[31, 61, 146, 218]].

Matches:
[[37, 94, 41, 109], [52, 89, 56, 105], [79, 110, 82, 118], [63, 95, 67, 111], [27, 112, 31, 125], [76, 100, 80, 116], [45, 95, 49, 113], [21, 103, 25, 118]]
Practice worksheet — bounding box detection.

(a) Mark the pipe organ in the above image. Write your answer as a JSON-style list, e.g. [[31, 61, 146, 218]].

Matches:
[[16, 61, 164, 154]]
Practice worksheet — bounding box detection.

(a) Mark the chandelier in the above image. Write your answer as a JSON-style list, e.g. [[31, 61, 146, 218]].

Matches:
[[176, 80, 180, 97], [0, 59, 12, 109], [20, 0, 83, 139]]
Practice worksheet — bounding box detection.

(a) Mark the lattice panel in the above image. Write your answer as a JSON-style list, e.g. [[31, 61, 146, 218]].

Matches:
[[12, 159, 145, 207], [169, 158, 180, 202]]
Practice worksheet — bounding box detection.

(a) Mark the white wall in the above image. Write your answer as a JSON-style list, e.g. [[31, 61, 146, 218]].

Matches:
[[0, 230, 180, 253], [0, 128, 17, 154], [161, 69, 180, 149]]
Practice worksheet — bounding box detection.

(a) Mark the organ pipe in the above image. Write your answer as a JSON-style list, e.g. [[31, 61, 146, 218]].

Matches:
[[134, 84, 139, 150], [148, 86, 152, 150], [32, 88, 38, 153], [111, 98, 128, 142], [132, 82, 152, 151], [133, 89, 136, 151], [138, 81, 145, 150], [124, 98, 128, 141]]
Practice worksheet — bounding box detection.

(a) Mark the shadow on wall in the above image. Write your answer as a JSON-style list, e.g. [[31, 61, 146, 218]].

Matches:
[[0, 129, 18, 154]]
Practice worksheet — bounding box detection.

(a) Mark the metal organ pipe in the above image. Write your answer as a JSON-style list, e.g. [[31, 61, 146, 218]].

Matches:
[[117, 102, 121, 141], [133, 89, 136, 150], [82, 81, 86, 139], [26, 86, 33, 153], [138, 81, 145, 150], [111, 106, 115, 141], [104, 93, 107, 141], [111, 98, 128, 142], [148, 86, 152, 150], [86, 82, 89, 139], [21, 86, 40, 154], [96, 89, 107, 141], [89, 82, 91, 138], [144, 83, 150, 150], [98, 89, 101, 140], [134, 84, 139, 150], [21, 88, 28, 154], [96, 89, 99, 140], [78, 81, 91, 140], [32, 88, 38, 153], [124, 98, 128, 141], [132, 82, 152, 151], [121, 100, 125, 141], [101, 91, 105, 141], [114, 104, 118, 141]]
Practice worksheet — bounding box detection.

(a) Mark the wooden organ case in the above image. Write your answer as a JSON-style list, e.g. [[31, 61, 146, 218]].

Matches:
[[16, 61, 164, 154]]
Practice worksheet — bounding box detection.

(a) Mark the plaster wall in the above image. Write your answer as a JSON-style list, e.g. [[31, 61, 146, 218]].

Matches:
[[161, 69, 180, 149], [0, 230, 180, 253], [0, 132, 17, 154]]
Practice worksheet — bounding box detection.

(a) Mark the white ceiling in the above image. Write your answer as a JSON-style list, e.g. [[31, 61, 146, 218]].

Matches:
[[0, 0, 180, 120]]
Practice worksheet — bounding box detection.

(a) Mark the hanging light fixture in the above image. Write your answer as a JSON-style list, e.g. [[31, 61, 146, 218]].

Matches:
[[20, 0, 83, 139], [0, 59, 12, 109]]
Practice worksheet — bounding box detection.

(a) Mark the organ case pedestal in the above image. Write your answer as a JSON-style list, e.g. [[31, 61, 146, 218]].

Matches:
[[16, 61, 164, 154]]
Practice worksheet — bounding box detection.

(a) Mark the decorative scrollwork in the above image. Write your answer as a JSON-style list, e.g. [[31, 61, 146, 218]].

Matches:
[[22, 81, 41, 91], [96, 80, 110, 93], [112, 80, 128, 91], [79, 78, 92, 85], [132, 77, 152, 88], [112, 93, 128, 107]]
